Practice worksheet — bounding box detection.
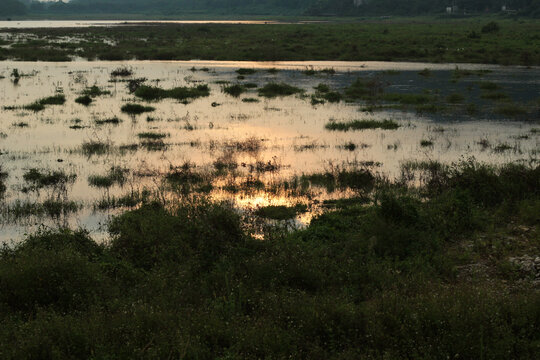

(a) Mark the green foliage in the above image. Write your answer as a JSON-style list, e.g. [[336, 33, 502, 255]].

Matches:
[[325, 119, 399, 131], [121, 103, 155, 114], [258, 83, 303, 98], [223, 84, 246, 97], [134, 84, 210, 101], [1, 161, 540, 358], [3, 21, 540, 65], [23, 168, 76, 189], [75, 95, 92, 105], [255, 204, 308, 220]]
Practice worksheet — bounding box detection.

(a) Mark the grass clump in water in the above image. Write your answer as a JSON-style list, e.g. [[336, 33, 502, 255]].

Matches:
[[325, 119, 399, 131], [255, 204, 308, 221], [82, 85, 111, 97], [88, 167, 129, 188], [258, 83, 303, 98], [0, 167, 8, 195], [236, 68, 256, 75], [496, 103, 527, 117], [137, 132, 168, 140], [134, 85, 210, 101], [121, 103, 155, 115], [23, 169, 76, 190], [95, 117, 122, 125], [75, 95, 92, 106], [111, 66, 133, 77], [81, 140, 111, 156], [21, 94, 66, 112], [222, 84, 246, 97]]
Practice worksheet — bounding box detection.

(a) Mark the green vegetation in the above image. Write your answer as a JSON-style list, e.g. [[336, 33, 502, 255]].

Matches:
[[95, 116, 122, 125], [137, 132, 168, 140], [255, 204, 308, 220], [1, 199, 80, 219], [82, 85, 111, 97], [236, 68, 256, 75], [497, 103, 528, 117], [75, 95, 92, 106], [1, 161, 538, 358], [325, 119, 400, 131], [222, 84, 246, 97], [88, 167, 128, 188], [23, 168, 76, 190], [121, 103, 155, 114], [3, 20, 538, 65], [81, 140, 111, 156], [110, 66, 133, 77], [311, 83, 342, 104], [14, 94, 67, 112], [0, 167, 7, 195], [134, 84, 210, 101], [258, 83, 303, 98]]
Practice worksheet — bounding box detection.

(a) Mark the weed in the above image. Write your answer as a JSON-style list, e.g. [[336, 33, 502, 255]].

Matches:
[[258, 83, 303, 98], [121, 103, 155, 115], [325, 119, 399, 131]]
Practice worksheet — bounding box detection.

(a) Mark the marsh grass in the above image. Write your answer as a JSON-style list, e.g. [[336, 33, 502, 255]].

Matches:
[[18, 94, 66, 112], [134, 84, 210, 101], [95, 117, 122, 125], [1, 199, 80, 219], [75, 95, 92, 106], [236, 68, 256, 75], [94, 191, 145, 210], [0, 167, 7, 195], [325, 119, 399, 131], [496, 103, 527, 117], [137, 132, 168, 140], [223, 84, 246, 97], [81, 140, 112, 156], [481, 91, 509, 100], [121, 103, 155, 115], [82, 85, 111, 97], [258, 83, 303, 98], [23, 168, 76, 191], [88, 167, 129, 189], [254, 204, 308, 221], [0, 161, 539, 358], [110, 66, 133, 77], [311, 83, 342, 104]]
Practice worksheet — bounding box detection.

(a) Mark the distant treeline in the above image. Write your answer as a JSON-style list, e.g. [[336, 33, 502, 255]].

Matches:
[[4, 0, 540, 17]]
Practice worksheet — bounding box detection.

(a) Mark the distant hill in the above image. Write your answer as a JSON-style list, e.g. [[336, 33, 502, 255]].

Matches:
[[0, 0, 26, 16]]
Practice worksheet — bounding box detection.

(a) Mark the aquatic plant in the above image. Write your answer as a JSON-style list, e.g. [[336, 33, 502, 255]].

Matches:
[[75, 95, 92, 106], [258, 83, 303, 98], [111, 66, 133, 77], [236, 68, 256, 75], [325, 119, 399, 131], [134, 85, 210, 101], [223, 84, 246, 97], [255, 204, 308, 221], [121, 103, 155, 115]]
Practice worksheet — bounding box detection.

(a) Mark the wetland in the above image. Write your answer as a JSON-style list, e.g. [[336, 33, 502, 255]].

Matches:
[[0, 19, 539, 360]]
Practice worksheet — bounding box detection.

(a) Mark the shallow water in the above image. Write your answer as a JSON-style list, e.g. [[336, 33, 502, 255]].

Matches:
[[0, 60, 538, 242]]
